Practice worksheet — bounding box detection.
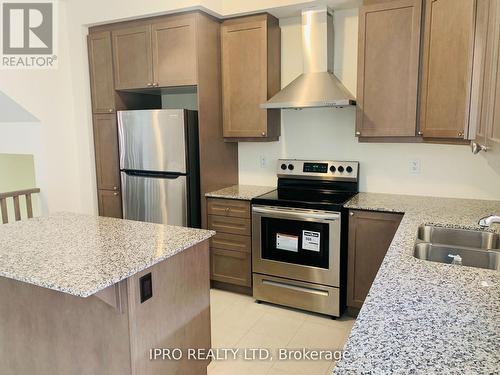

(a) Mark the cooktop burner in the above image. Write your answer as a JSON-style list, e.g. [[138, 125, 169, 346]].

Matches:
[[252, 159, 359, 211]]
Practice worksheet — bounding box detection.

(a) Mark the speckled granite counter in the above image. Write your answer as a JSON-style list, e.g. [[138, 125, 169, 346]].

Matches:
[[205, 184, 275, 201], [334, 193, 500, 374], [0, 212, 215, 297]]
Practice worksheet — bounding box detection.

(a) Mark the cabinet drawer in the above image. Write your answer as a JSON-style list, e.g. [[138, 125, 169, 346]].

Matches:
[[210, 232, 251, 253], [253, 273, 340, 316], [208, 215, 251, 236], [211, 248, 251, 287], [207, 198, 250, 218]]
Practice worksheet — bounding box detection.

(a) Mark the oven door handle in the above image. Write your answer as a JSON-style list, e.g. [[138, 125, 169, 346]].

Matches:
[[252, 206, 340, 221]]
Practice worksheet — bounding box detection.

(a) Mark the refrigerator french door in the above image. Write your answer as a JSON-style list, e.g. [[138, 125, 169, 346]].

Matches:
[[118, 109, 200, 227]]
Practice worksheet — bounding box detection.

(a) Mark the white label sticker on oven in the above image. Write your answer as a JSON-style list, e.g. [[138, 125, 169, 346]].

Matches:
[[302, 231, 320, 252], [276, 233, 299, 252]]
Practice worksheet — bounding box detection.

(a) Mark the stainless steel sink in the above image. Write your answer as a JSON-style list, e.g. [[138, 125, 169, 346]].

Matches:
[[414, 243, 500, 271], [417, 225, 499, 249], [414, 225, 500, 270]]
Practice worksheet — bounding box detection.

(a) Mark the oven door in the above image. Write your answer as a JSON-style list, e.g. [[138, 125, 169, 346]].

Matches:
[[252, 205, 341, 287]]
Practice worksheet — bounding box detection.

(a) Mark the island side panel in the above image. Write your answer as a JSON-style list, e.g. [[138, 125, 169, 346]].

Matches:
[[127, 239, 211, 375], [0, 279, 131, 375]]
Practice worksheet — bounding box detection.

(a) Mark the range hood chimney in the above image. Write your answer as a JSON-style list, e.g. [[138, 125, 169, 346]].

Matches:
[[261, 7, 355, 109]]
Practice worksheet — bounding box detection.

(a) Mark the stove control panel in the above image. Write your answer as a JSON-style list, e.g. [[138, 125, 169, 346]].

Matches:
[[277, 159, 359, 181]]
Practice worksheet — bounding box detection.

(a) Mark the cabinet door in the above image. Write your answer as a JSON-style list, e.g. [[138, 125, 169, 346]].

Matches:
[[222, 19, 268, 138], [207, 198, 250, 218], [471, 0, 491, 145], [93, 114, 120, 191], [152, 15, 197, 87], [210, 248, 251, 287], [98, 189, 122, 218], [356, 0, 422, 137], [419, 0, 476, 139], [484, 0, 500, 170], [112, 25, 153, 90], [88, 32, 115, 114], [347, 210, 403, 309]]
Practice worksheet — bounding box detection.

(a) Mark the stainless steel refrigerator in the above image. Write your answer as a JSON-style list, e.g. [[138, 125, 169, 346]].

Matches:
[[118, 109, 200, 228]]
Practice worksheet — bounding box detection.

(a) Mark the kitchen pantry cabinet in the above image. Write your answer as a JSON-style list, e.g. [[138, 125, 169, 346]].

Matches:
[[356, 0, 422, 137], [207, 198, 252, 290], [419, 0, 476, 139], [112, 14, 197, 90], [92, 114, 122, 218], [97, 189, 122, 218], [87, 32, 115, 114], [92, 114, 120, 191], [221, 14, 281, 141], [357, 0, 477, 142], [471, 0, 500, 172], [347, 209, 403, 309]]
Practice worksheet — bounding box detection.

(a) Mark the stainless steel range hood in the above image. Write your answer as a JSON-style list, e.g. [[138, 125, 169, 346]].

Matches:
[[261, 7, 356, 109]]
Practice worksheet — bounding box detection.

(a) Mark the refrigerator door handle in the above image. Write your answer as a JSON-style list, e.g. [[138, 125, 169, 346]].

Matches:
[[121, 170, 185, 179]]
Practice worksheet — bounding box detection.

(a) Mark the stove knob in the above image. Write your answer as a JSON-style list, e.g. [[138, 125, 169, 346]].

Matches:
[[329, 165, 336, 173], [346, 166, 353, 173], [280, 163, 287, 170], [288, 164, 294, 171], [338, 166, 345, 173]]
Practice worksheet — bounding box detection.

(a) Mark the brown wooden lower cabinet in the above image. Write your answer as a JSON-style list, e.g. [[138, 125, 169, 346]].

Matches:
[[211, 248, 251, 287], [347, 209, 403, 309], [207, 198, 252, 292], [98, 189, 122, 218]]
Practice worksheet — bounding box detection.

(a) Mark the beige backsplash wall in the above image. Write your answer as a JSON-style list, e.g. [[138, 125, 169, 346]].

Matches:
[[238, 10, 500, 200]]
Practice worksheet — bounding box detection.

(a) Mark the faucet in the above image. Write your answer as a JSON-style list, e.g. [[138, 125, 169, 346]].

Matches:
[[478, 215, 500, 228]]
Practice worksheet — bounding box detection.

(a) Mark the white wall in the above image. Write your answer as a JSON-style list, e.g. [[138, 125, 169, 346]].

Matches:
[[238, 10, 500, 200]]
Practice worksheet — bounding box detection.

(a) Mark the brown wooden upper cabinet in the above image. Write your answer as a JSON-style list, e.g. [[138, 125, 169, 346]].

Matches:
[[221, 14, 281, 141], [152, 15, 197, 87], [356, 0, 422, 137], [357, 0, 478, 142], [112, 14, 197, 90], [88, 31, 115, 114], [419, 0, 476, 139], [112, 25, 153, 90], [471, 0, 500, 172]]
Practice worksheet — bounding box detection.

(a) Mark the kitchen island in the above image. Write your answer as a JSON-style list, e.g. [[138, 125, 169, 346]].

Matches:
[[0, 212, 215, 375], [335, 193, 500, 374]]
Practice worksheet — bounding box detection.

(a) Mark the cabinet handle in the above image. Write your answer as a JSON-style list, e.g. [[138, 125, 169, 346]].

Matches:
[[471, 142, 489, 154], [349, 212, 354, 216], [418, 131, 423, 136], [355, 131, 361, 136], [147, 83, 153, 87], [261, 132, 266, 136], [108, 108, 113, 113], [113, 192, 119, 196], [113, 186, 118, 191], [458, 131, 464, 137], [154, 83, 159, 87]]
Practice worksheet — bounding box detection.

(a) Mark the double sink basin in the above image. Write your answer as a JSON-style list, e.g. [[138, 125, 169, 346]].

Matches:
[[414, 225, 500, 271]]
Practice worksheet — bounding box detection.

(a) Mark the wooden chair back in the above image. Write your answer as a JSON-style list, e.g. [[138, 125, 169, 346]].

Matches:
[[0, 188, 40, 224]]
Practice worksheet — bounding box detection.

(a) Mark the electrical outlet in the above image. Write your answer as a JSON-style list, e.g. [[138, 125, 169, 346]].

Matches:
[[260, 155, 267, 168], [409, 159, 421, 174]]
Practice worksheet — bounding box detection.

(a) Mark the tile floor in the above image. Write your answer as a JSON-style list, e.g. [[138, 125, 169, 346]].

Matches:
[[208, 288, 356, 375]]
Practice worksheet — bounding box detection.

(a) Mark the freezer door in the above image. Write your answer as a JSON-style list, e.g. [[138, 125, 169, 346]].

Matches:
[[118, 109, 187, 173], [121, 172, 187, 226]]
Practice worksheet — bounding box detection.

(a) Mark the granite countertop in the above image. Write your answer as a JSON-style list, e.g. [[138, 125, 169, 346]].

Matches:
[[0, 212, 215, 298], [205, 184, 275, 201], [335, 193, 500, 374]]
